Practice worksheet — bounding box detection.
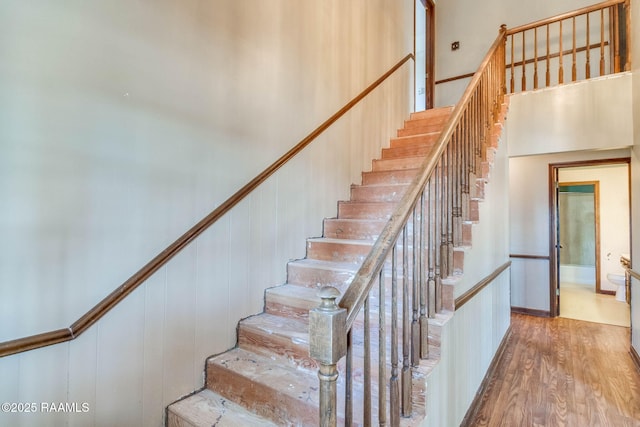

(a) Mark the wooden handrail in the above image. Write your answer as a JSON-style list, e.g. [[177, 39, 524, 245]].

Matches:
[[505, 0, 626, 35], [0, 53, 414, 358], [510, 254, 550, 260], [455, 261, 511, 310], [437, 40, 610, 84], [506, 41, 610, 69], [340, 27, 507, 330], [505, 0, 630, 93]]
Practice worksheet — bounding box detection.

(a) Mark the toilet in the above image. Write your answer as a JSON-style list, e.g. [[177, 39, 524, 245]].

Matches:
[[606, 272, 627, 302]]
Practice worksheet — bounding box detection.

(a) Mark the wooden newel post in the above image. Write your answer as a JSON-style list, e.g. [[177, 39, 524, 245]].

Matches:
[[309, 286, 347, 427]]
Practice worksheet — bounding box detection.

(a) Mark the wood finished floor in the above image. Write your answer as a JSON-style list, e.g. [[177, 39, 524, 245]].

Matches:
[[467, 313, 640, 427]]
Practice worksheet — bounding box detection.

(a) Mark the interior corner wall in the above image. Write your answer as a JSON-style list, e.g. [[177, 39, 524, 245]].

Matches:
[[0, 1, 414, 426], [631, 0, 640, 357]]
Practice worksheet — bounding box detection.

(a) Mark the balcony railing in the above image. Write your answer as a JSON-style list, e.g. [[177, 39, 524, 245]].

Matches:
[[505, 0, 630, 93]]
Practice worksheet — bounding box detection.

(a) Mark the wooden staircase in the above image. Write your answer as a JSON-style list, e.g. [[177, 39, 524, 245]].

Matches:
[[167, 105, 504, 426]]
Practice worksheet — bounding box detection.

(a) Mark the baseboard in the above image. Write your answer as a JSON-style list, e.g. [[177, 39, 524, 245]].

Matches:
[[599, 289, 616, 296], [459, 325, 513, 427], [510, 306, 551, 317], [631, 345, 640, 374]]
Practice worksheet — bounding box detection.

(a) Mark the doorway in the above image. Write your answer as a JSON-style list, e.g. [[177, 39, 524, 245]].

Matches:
[[558, 181, 600, 292], [415, 0, 435, 110], [549, 159, 631, 326]]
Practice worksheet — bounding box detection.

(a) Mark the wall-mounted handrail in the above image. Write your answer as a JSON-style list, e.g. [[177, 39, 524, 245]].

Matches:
[[455, 262, 511, 310], [0, 53, 414, 358], [622, 255, 636, 304]]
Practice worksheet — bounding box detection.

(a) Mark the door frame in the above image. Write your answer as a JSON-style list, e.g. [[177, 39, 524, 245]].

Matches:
[[417, 0, 435, 109], [548, 157, 631, 317], [424, 0, 435, 109]]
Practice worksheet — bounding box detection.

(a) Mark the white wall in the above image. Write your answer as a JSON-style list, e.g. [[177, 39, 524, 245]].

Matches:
[[559, 165, 630, 292], [508, 74, 633, 157], [0, 1, 414, 426], [631, 0, 640, 356]]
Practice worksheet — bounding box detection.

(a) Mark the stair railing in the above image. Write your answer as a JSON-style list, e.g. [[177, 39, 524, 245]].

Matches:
[[505, 0, 631, 93], [0, 54, 414, 358], [310, 26, 507, 426]]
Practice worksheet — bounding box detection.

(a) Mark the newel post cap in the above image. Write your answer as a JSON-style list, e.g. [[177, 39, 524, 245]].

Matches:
[[309, 286, 347, 365]]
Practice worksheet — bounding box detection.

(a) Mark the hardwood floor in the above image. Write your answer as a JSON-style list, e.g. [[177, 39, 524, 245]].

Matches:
[[466, 313, 640, 427]]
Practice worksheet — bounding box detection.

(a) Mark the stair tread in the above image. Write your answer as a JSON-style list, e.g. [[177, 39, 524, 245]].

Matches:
[[168, 389, 279, 427], [307, 236, 375, 245], [290, 257, 361, 272], [353, 181, 411, 189]]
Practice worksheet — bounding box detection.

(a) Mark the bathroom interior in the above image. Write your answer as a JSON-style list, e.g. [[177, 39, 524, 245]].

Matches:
[[558, 162, 631, 327]]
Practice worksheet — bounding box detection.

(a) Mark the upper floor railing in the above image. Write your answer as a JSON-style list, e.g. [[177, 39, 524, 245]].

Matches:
[[505, 0, 630, 93]]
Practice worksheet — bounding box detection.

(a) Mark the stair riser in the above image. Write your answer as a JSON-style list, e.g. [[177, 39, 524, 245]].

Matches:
[[238, 326, 316, 370], [265, 299, 313, 321], [474, 178, 485, 200], [337, 201, 396, 220], [468, 199, 479, 222], [398, 123, 445, 137], [361, 169, 419, 186], [286, 263, 356, 289], [381, 144, 435, 160], [372, 157, 425, 172], [307, 240, 422, 264], [461, 222, 473, 246], [306, 240, 374, 263], [350, 184, 409, 203], [409, 107, 453, 121], [389, 133, 440, 149], [323, 219, 387, 240]]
